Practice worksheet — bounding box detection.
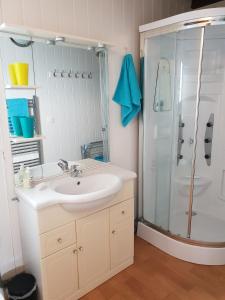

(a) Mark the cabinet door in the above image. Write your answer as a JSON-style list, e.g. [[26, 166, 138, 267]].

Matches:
[[77, 209, 110, 288], [110, 218, 134, 269], [42, 245, 78, 300]]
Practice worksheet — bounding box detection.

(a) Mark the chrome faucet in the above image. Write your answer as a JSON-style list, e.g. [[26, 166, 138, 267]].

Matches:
[[58, 159, 82, 177], [70, 165, 83, 178], [58, 159, 69, 172]]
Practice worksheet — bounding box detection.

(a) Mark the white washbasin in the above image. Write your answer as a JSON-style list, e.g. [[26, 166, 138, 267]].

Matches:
[[48, 173, 123, 212]]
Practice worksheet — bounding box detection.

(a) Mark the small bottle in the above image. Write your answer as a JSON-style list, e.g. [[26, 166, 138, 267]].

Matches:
[[15, 164, 25, 187], [23, 167, 32, 189]]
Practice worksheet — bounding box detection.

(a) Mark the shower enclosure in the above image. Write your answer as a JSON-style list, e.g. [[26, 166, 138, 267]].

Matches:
[[138, 8, 225, 265]]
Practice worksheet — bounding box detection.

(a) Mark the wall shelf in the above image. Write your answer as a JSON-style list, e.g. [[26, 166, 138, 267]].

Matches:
[[5, 85, 39, 90], [10, 135, 44, 143]]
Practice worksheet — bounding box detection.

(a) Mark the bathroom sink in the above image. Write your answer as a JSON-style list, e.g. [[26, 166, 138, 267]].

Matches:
[[48, 173, 123, 212]]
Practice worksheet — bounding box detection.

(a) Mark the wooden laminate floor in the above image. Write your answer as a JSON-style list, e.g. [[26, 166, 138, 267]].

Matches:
[[81, 236, 225, 300]]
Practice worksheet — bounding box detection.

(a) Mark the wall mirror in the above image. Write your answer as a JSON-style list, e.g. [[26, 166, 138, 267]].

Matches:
[[0, 33, 109, 178]]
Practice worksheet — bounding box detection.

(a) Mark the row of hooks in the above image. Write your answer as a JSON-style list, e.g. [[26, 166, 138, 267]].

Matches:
[[49, 69, 93, 79]]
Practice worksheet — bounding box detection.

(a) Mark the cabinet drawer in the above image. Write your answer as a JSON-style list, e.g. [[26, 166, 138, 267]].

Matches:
[[110, 200, 133, 225], [40, 222, 76, 258]]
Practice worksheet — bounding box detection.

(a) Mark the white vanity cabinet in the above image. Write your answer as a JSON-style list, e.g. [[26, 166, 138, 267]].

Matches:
[[42, 245, 79, 300], [18, 179, 135, 300], [110, 200, 134, 269], [76, 209, 110, 288]]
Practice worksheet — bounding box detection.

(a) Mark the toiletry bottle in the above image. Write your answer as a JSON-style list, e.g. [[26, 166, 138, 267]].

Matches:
[[16, 164, 25, 187], [23, 167, 32, 189]]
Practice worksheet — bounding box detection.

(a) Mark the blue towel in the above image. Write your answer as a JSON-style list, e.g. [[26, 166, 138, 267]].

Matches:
[[6, 98, 29, 134], [113, 54, 142, 127]]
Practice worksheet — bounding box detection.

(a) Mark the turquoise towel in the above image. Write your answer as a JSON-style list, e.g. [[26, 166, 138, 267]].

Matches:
[[113, 54, 142, 127], [6, 98, 29, 134]]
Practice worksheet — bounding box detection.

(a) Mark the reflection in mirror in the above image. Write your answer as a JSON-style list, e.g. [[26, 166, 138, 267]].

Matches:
[[0, 34, 109, 178]]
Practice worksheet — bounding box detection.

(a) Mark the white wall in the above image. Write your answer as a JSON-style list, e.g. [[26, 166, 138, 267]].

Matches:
[[0, 49, 21, 276], [0, 149, 15, 275], [0, 0, 191, 275]]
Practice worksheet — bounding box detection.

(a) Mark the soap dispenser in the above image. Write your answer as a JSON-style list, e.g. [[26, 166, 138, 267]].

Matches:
[[23, 167, 32, 189], [15, 164, 25, 187]]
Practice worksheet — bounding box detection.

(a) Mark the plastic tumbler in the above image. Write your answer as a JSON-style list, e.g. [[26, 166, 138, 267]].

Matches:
[[11, 116, 23, 136], [8, 64, 18, 85], [20, 116, 34, 138], [14, 63, 29, 86]]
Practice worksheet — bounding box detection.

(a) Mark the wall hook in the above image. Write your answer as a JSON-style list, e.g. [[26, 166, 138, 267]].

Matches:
[[61, 70, 68, 78], [68, 70, 73, 78], [53, 69, 60, 77], [75, 72, 80, 78]]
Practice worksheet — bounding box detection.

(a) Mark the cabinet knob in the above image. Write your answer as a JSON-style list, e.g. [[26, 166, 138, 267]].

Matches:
[[112, 230, 116, 234], [121, 210, 125, 215], [57, 238, 62, 243], [73, 249, 78, 254], [78, 246, 83, 252]]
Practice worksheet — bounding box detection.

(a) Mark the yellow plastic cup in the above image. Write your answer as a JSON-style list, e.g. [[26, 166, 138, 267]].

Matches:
[[8, 64, 18, 85], [14, 62, 29, 86]]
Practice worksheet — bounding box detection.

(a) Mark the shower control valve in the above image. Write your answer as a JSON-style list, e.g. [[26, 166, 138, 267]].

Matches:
[[179, 138, 184, 144], [206, 122, 213, 128], [204, 138, 211, 143], [189, 138, 194, 145]]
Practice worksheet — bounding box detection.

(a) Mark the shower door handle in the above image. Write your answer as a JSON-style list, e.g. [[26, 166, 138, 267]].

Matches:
[[204, 113, 214, 166], [177, 115, 184, 166]]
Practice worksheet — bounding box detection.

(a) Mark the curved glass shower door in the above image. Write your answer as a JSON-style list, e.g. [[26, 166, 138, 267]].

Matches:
[[142, 27, 204, 238], [143, 32, 176, 230], [190, 24, 225, 243]]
